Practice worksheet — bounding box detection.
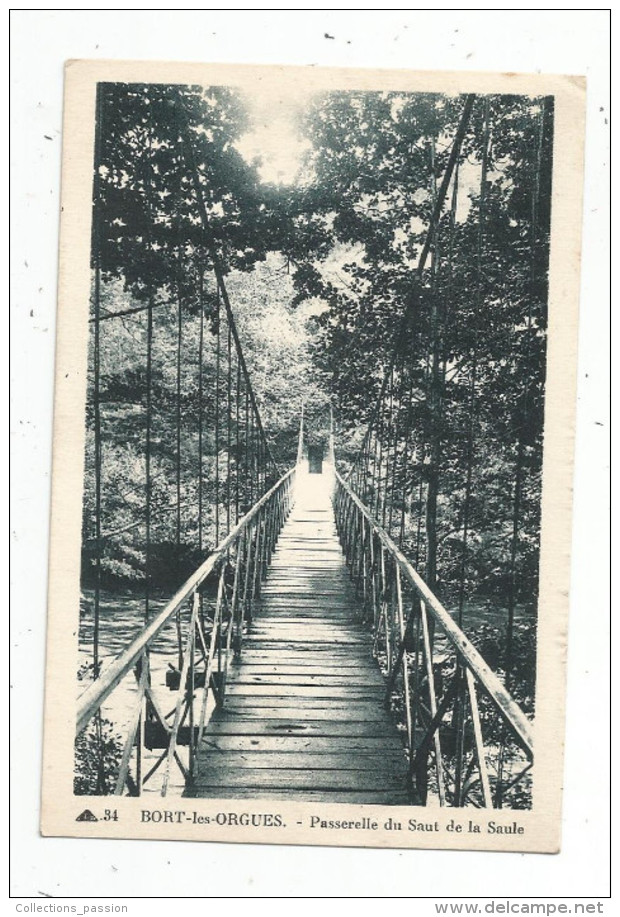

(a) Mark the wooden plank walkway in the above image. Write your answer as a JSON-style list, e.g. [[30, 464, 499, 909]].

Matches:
[[188, 468, 410, 804]]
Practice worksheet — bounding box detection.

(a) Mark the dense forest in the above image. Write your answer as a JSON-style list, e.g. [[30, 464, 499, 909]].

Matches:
[[83, 81, 551, 685]]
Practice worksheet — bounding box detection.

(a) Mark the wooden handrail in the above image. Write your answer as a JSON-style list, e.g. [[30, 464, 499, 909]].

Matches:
[[334, 470, 534, 756], [76, 467, 296, 735]]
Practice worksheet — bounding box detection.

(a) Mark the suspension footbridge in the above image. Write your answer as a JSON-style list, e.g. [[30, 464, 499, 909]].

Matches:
[[75, 85, 544, 809], [188, 467, 410, 805]]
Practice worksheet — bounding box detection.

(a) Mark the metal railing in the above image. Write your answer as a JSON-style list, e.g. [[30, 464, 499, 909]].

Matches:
[[333, 470, 534, 809], [76, 467, 296, 796]]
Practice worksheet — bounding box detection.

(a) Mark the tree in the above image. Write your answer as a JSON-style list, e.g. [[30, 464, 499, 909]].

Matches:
[[84, 82, 553, 648], [282, 90, 552, 623]]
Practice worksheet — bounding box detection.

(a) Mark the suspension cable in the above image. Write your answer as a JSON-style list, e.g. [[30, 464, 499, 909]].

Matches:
[[452, 98, 491, 806], [144, 93, 156, 628], [456, 98, 491, 628], [177, 102, 281, 480], [175, 176, 183, 579], [226, 314, 232, 534], [505, 101, 546, 686], [235, 354, 241, 524], [197, 263, 205, 552], [215, 286, 221, 543], [91, 82, 104, 680]]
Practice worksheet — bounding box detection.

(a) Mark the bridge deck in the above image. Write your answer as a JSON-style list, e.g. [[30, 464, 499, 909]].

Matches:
[[188, 469, 410, 804]]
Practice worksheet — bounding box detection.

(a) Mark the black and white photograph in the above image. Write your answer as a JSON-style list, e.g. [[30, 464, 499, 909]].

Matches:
[[39, 60, 585, 853]]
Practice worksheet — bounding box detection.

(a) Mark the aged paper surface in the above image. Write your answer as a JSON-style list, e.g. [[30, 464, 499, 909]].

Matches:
[[41, 59, 585, 852]]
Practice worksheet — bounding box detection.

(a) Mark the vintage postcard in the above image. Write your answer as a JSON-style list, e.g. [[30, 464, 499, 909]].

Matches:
[[41, 60, 585, 852]]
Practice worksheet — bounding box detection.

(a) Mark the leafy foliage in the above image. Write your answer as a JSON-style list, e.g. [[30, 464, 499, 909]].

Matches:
[[281, 91, 552, 609], [74, 718, 124, 796], [83, 82, 551, 640], [74, 663, 123, 795]]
